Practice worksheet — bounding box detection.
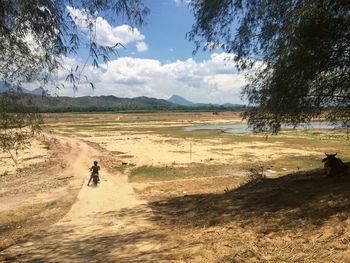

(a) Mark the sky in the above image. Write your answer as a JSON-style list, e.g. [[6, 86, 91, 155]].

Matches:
[[44, 0, 247, 104]]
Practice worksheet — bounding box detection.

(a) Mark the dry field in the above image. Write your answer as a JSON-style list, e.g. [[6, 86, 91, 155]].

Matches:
[[1, 112, 350, 262]]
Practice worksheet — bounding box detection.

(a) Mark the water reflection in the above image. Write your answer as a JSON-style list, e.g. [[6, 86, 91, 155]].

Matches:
[[184, 122, 341, 133]]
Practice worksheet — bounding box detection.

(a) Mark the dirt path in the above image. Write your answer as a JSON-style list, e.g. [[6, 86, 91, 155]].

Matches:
[[0, 136, 162, 262]]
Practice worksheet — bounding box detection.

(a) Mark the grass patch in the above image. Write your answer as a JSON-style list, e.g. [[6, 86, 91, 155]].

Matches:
[[271, 155, 322, 172], [111, 151, 126, 155], [119, 154, 134, 159], [240, 155, 330, 176], [129, 155, 346, 183], [129, 166, 176, 180], [115, 165, 126, 174], [129, 164, 244, 182]]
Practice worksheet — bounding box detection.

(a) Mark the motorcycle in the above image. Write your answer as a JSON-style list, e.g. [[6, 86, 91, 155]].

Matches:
[[88, 169, 100, 187], [91, 173, 99, 186]]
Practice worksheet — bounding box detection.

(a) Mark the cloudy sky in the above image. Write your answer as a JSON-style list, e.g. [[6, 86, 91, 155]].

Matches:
[[51, 0, 247, 104]]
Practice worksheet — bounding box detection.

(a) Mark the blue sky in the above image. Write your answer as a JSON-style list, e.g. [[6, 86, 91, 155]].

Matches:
[[131, 0, 210, 62], [45, 0, 247, 104]]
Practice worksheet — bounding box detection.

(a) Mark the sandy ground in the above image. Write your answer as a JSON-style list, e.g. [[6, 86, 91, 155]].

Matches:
[[43, 112, 344, 170], [0, 138, 49, 175], [82, 132, 321, 167], [0, 135, 164, 262], [1, 113, 350, 262]]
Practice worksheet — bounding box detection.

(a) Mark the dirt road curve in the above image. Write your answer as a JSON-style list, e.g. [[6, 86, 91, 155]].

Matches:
[[0, 136, 161, 262]]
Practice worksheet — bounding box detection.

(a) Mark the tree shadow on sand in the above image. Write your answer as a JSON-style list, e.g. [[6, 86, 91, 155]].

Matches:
[[0, 204, 176, 263], [149, 167, 350, 234]]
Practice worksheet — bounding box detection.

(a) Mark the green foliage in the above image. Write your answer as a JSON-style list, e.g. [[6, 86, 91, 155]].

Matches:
[[129, 164, 244, 182], [188, 0, 350, 132], [0, 0, 149, 87], [129, 166, 173, 179]]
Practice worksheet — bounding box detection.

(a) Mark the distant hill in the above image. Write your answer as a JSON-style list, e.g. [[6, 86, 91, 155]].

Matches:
[[2, 93, 178, 112], [1, 83, 244, 112], [1, 92, 245, 113], [222, 103, 243, 108], [0, 81, 48, 96], [168, 95, 194, 106], [168, 94, 243, 109]]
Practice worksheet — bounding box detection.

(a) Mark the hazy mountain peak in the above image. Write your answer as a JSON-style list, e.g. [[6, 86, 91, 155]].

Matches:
[[168, 95, 194, 106], [0, 81, 48, 96]]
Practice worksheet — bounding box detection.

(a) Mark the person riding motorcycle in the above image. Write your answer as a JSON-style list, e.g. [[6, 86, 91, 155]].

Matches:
[[88, 161, 100, 186]]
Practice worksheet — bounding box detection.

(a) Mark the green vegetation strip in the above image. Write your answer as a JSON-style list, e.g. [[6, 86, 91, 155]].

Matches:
[[129, 164, 245, 182]]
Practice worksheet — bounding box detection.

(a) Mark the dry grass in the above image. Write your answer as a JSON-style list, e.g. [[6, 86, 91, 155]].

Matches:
[[0, 195, 78, 251], [0, 136, 83, 252], [145, 168, 350, 262]]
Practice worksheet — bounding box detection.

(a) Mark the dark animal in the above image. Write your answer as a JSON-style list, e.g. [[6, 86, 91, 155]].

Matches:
[[321, 153, 347, 176]]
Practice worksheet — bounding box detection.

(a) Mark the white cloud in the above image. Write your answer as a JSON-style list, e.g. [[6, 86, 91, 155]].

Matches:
[[66, 6, 91, 28], [173, 0, 191, 6], [49, 53, 248, 104], [173, 0, 182, 6], [67, 6, 146, 47], [136, 41, 148, 52], [204, 74, 246, 92]]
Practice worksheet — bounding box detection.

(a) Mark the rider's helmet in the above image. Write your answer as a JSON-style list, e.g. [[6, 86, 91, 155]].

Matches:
[[94, 161, 98, 165]]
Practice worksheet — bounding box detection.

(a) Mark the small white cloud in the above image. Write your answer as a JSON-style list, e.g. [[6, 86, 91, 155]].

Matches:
[[173, 0, 191, 6], [136, 41, 148, 52], [169, 48, 174, 52], [173, 0, 182, 6]]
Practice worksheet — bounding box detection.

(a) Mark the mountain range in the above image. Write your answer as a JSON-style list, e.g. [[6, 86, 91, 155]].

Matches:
[[168, 94, 242, 108], [0, 81, 243, 112], [0, 81, 48, 96]]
